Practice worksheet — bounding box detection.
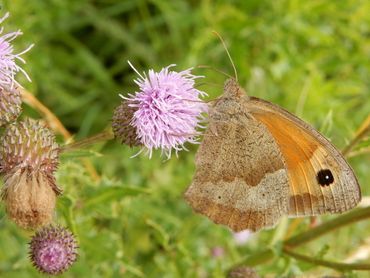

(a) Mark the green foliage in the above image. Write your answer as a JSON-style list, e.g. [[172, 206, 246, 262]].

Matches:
[[1, 0, 370, 277]]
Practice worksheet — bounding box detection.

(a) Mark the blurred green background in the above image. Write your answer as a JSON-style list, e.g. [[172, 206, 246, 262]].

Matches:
[[1, 0, 369, 277]]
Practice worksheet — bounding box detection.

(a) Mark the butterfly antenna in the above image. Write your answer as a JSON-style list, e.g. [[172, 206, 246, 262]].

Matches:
[[196, 65, 233, 79], [212, 31, 238, 82]]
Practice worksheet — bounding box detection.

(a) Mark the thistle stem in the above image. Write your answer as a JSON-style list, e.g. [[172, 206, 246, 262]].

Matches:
[[20, 88, 71, 140], [282, 247, 370, 271], [61, 130, 114, 152], [228, 207, 370, 272], [284, 206, 370, 248]]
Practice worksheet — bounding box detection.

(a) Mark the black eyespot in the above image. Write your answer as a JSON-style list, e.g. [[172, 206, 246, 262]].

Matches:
[[317, 169, 334, 186]]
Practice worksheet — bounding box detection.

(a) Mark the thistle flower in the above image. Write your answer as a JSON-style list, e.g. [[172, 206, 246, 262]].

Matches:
[[0, 85, 22, 126], [0, 118, 61, 229], [29, 225, 78, 275], [112, 100, 142, 147], [123, 62, 208, 158], [0, 12, 33, 88]]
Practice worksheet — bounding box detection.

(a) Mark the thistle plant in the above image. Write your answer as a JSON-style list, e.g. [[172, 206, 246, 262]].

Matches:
[[0, 13, 58, 230]]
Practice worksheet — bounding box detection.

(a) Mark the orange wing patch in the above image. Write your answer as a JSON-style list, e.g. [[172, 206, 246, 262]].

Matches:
[[252, 110, 326, 215]]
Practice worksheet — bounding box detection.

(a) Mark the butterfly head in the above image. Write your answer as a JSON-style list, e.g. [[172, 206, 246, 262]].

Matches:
[[223, 78, 248, 99], [209, 79, 249, 117]]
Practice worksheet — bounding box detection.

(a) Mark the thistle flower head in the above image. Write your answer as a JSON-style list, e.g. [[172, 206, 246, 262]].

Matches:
[[29, 225, 78, 275], [0, 118, 61, 229], [0, 12, 33, 88], [112, 100, 142, 147], [0, 85, 21, 126], [125, 63, 208, 158]]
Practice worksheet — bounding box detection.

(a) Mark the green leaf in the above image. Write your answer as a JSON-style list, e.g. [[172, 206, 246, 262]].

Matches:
[[145, 219, 170, 250]]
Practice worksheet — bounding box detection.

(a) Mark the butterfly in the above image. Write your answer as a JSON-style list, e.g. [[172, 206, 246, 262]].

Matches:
[[185, 78, 361, 232]]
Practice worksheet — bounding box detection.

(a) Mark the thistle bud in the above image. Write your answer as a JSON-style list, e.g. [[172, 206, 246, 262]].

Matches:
[[112, 100, 142, 147], [0, 118, 61, 229], [29, 225, 78, 275], [0, 86, 22, 126]]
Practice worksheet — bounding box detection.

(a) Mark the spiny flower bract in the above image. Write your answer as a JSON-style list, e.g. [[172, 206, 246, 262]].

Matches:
[[125, 63, 208, 158], [112, 100, 142, 147], [0, 12, 33, 88], [29, 225, 78, 275], [0, 118, 60, 186]]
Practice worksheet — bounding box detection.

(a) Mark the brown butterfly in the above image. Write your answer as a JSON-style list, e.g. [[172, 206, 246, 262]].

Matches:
[[185, 78, 361, 232]]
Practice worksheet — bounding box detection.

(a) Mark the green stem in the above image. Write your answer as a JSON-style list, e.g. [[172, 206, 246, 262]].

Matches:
[[229, 207, 370, 271], [284, 206, 370, 248], [283, 247, 370, 271], [61, 130, 114, 152], [235, 249, 275, 267]]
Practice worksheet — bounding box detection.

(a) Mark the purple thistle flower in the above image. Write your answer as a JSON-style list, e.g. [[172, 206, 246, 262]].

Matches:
[[124, 62, 208, 158], [0, 12, 33, 88], [29, 225, 78, 275]]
